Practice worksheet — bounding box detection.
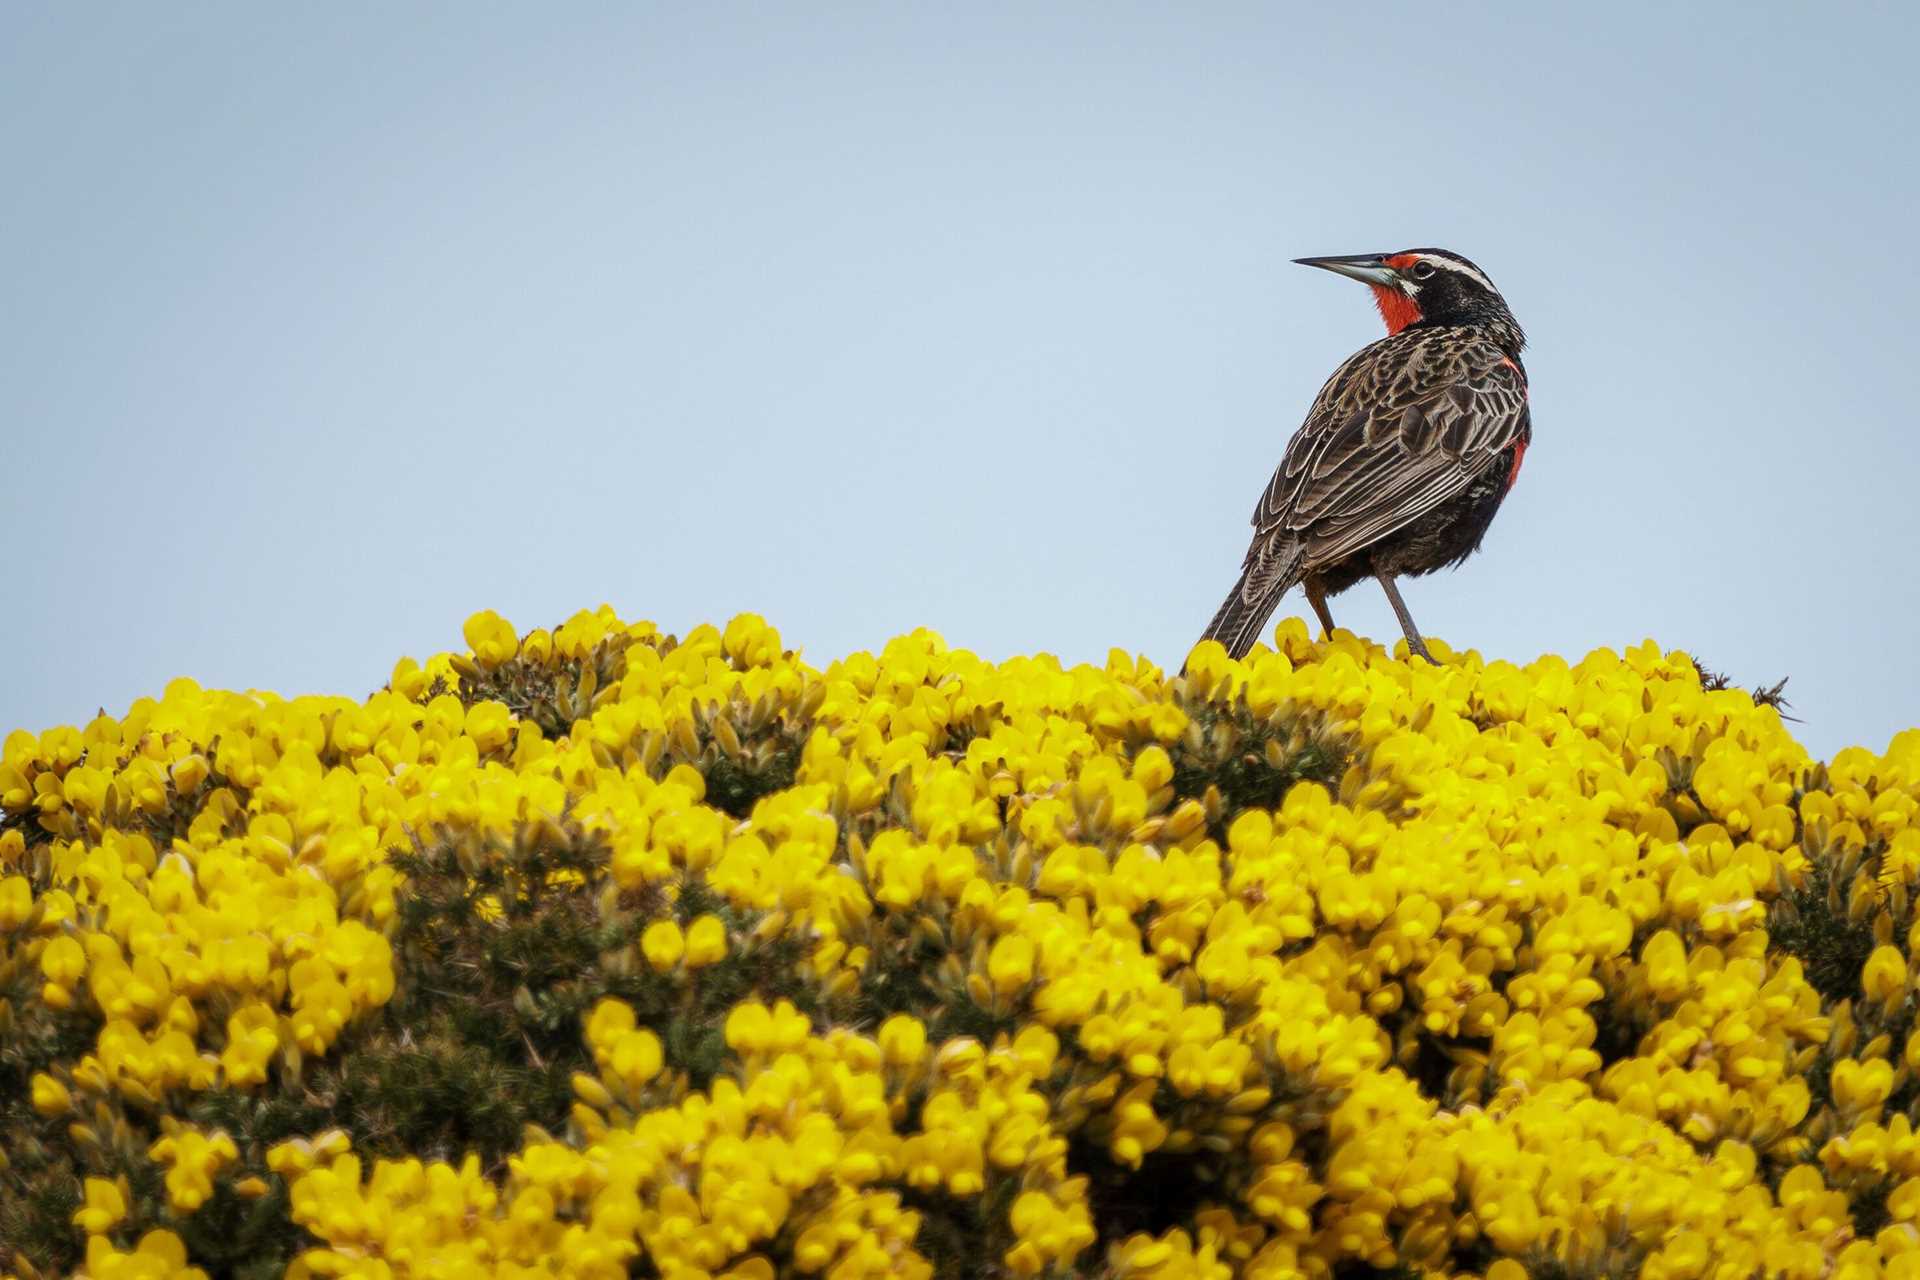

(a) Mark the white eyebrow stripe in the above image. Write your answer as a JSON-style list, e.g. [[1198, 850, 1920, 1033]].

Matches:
[[1416, 253, 1495, 293]]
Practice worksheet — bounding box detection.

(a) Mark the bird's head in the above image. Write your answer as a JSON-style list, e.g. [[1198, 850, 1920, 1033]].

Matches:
[[1294, 248, 1523, 349]]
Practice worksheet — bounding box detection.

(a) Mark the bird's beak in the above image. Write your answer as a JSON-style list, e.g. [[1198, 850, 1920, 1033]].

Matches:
[[1293, 253, 1401, 289]]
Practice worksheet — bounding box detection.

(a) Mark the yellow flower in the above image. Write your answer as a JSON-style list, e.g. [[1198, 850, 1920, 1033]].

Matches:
[[684, 913, 728, 967], [169, 751, 210, 794], [41, 932, 85, 986], [464, 700, 514, 752], [30, 1072, 71, 1115], [987, 934, 1036, 999], [879, 1015, 928, 1068], [1863, 944, 1907, 1005], [0, 874, 32, 930], [221, 1001, 281, 1088], [1832, 1058, 1894, 1117], [82, 1230, 209, 1280], [726, 1001, 773, 1055], [609, 1028, 663, 1088], [149, 1128, 239, 1213], [462, 609, 520, 668], [641, 919, 686, 971], [73, 1176, 126, 1233]]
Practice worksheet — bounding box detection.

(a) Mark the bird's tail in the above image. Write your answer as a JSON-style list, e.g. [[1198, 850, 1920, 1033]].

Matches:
[[1192, 560, 1295, 664]]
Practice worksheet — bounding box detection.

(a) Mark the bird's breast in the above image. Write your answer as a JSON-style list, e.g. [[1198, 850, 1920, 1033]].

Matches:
[[1505, 437, 1528, 492]]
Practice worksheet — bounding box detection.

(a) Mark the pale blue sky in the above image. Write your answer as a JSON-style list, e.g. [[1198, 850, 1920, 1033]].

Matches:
[[4, 3, 1916, 759]]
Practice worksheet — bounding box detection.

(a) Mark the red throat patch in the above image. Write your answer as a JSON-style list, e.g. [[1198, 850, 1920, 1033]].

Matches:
[[1369, 285, 1422, 335]]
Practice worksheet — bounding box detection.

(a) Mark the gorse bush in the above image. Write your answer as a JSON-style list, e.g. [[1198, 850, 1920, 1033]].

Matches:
[[2, 608, 1918, 1279]]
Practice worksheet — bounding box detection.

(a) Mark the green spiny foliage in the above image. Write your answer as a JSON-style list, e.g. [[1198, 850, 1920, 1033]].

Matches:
[[1688, 656, 1794, 716], [445, 630, 638, 740], [1069, 1134, 1215, 1252], [0, 939, 104, 1276], [1168, 697, 1352, 841], [1509, 1234, 1650, 1280], [1769, 840, 1882, 1008]]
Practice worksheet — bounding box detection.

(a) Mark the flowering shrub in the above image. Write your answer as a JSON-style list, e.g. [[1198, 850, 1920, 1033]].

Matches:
[[2, 608, 1918, 1279]]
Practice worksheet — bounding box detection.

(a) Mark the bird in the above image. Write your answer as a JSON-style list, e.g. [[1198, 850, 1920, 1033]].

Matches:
[[1196, 248, 1530, 664]]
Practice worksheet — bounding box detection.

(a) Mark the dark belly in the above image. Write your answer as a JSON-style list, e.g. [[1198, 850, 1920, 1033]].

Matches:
[[1308, 446, 1519, 597]]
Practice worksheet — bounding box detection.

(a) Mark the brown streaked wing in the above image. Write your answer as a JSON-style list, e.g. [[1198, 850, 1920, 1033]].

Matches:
[[1252, 343, 1383, 528], [1247, 328, 1528, 570]]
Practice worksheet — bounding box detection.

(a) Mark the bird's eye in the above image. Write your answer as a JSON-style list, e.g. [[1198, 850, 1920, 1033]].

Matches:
[[1410, 261, 1436, 280]]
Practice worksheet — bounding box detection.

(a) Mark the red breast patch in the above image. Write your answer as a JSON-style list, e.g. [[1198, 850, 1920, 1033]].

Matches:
[[1506, 438, 1528, 492]]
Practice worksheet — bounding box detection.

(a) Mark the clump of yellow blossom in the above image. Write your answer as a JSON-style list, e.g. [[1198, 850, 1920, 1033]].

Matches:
[[2, 607, 1919, 1279]]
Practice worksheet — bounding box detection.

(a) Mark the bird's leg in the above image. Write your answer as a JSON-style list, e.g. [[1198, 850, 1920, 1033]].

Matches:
[[1372, 568, 1435, 663], [1303, 577, 1336, 639]]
